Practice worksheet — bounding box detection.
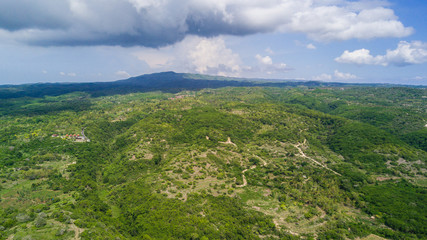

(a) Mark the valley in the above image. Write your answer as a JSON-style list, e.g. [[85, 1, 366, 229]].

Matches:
[[0, 83, 426, 239]]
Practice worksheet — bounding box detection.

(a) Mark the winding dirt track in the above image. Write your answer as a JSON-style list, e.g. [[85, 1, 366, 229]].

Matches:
[[237, 165, 257, 187], [293, 141, 341, 176], [69, 220, 84, 240], [237, 154, 267, 188], [237, 139, 340, 189]]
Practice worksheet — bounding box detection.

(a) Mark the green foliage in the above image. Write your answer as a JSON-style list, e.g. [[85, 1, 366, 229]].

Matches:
[[402, 128, 427, 151], [112, 183, 278, 239], [0, 86, 426, 239], [34, 214, 47, 228], [361, 181, 427, 237]]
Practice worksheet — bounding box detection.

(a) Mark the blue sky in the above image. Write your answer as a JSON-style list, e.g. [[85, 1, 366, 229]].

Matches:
[[0, 0, 426, 85]]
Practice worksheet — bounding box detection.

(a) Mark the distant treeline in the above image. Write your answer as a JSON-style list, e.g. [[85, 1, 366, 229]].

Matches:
[[0, 71, 395, 99]]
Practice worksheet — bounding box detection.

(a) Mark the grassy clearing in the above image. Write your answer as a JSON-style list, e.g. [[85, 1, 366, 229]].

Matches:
[[413, 177, 427, 187], [0, 178, 60, 209], [360, 234, 388, 240], [10, 219, 76, 240]]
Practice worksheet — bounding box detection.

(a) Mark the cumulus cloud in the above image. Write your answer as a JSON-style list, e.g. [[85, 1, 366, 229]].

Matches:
[[133, 36, 243, 77], [255, 54, 291, 74], [256, 55, 273, 65], [335, 41, 427, 66], [187, 37, 241, 75], [133, 36, 290, 77], [306, 43, 316, 50], [0, 0, 413, 47], [334, 70, 357, 79], [313, 73, 332, 81], [313, 70, 357, 81], [336, 48, 380, 65]]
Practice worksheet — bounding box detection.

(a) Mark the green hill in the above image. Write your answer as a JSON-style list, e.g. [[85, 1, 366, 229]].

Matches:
[[0, 71, 399, 100], [0, 85, 426, 239]]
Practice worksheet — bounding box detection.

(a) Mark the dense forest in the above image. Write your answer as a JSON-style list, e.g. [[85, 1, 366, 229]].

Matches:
[[0, 79, 426, 239]]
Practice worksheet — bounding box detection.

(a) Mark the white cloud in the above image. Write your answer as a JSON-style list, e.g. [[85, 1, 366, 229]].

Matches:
[[294, 40, 316, 49], [334, 70, 357, 79], [133, 36, 243, 77], [256, 55, 273, 65], [132, 36, 294, 77], [336, 41, 427, 66], [313, 73, 332, 81], [285, 6, 412, 41], [383, 41, 427, 66], [336, 48, 381, 65], [42, 70, 47, 74], [188, 37, 241, 75], [59, 72, 77, 77], [0, 0, 413, 47], [115, 70, 131, 78], [255, 54, 291, 74], [313, 70, 358, 81], [306, 43, 316, 49]]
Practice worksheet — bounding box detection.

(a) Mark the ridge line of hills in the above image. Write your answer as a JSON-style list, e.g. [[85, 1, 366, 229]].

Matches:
[[1, 71, 424, 99], [0, 73, 426, 239]]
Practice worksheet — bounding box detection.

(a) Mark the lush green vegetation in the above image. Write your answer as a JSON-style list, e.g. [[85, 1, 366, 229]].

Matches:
[[0, 85, 426, 239], [361, 181, 426, 237]]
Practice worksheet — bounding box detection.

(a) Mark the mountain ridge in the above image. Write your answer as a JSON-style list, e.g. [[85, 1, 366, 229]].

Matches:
[[1, 71, 421, 99]]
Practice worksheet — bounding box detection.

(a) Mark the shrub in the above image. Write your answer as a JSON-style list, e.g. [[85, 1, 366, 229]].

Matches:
[[34, 216, 46, 228]]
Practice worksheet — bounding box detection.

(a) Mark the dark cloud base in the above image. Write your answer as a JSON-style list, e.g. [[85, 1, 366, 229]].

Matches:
[[0, 0, 414, 48]]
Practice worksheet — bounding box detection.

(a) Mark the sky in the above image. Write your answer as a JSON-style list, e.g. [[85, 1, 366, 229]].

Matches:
[[0, 0, 426, 85]]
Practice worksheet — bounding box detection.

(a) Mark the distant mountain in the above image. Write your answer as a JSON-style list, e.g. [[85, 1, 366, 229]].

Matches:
[[0, 71, 402, 99]]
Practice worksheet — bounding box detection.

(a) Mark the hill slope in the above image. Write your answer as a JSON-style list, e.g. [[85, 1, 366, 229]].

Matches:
[[0, 71, 394, 99], [0, 86, 426, 239]]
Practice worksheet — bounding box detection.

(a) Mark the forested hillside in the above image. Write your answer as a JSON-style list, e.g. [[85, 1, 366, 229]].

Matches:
[[0, 71, 389, 99], [0, 85, 426, 239]]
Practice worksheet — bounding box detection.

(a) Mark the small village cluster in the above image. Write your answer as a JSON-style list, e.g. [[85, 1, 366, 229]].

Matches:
[[168, 95, 190, 100], [51, 134, 90, 142], [52, 133, 79, 138], [51, 128, 90, 142]]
